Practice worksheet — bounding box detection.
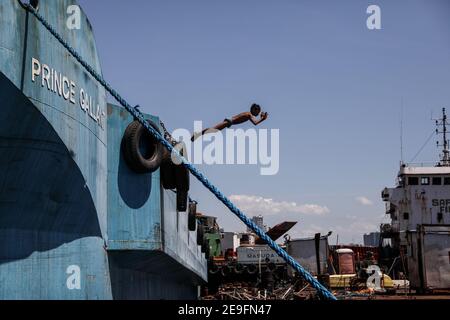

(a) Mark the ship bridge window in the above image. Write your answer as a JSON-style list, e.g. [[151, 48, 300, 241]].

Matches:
[[444, 177, 450, 185], [421, 177, 430, 185], [432, 177, 442, 185], [408, 177, 419, 185]]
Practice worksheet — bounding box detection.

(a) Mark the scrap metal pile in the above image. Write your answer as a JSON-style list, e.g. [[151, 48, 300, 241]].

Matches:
[[202, 281, 318, 300]]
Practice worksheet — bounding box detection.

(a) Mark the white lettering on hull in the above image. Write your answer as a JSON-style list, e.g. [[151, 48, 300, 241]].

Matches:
[[31, 57, 105, 129]]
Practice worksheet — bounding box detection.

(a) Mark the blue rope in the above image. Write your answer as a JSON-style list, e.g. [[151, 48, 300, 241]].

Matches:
[[19, 1, 336, 300]]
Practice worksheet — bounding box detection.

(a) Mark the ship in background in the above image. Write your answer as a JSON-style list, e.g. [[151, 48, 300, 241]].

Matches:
[[381, 108, 450, 292], [0, 0, 206, 299]]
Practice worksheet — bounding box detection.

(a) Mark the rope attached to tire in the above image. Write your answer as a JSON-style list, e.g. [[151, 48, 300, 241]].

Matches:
[[17, 1, 336, 300]]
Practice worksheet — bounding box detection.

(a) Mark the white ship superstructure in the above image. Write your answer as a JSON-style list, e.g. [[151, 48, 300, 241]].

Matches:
[[382, 108, 450, 292]]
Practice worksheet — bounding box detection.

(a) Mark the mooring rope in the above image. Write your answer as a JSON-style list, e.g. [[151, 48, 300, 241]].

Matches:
[[17, 0, 336, 300]]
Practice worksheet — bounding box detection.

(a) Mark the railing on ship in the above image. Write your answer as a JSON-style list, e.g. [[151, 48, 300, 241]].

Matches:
[[400, 161, 441, 168]]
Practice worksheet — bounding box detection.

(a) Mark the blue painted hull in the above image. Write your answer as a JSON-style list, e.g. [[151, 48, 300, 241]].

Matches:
[[0, 0, 206, 299]]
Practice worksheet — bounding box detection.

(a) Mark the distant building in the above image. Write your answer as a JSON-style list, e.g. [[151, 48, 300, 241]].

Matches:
[[221, 232, 240, 252], [248, 215, 266, 232], [363, 232, 380, 246]]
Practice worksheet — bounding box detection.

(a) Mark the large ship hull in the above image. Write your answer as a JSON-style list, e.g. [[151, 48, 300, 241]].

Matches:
[[0, 0, 206, 299]]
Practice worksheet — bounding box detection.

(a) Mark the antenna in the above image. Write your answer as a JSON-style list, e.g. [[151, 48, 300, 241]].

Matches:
[[400, 98, 404, 164], [435, 108, 450, 166]]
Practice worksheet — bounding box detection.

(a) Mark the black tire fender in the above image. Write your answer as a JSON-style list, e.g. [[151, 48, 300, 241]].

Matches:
[[197, 224, 204, 246], [221, 265, 234, 277], [160, 162, 177, 190], [160, 144, 176, 189], [175, 166, 189, 211], [175, 164, 190, 192], [246, 264, 258, 275], [162, 142, 190, 211], [188, 201, 197, 231], [122, 120, 164, 174], [267, 262, 277, 272], [176, 190, 188, 212], [209, 264, 220, 275], [234, 264, 246, 274]]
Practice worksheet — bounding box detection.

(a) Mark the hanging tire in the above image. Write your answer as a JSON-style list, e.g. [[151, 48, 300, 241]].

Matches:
[[176, 189, 188, 212], [188, 202, 197, 231], [221, 265, 234, 277], [235, 264, 246, 274], [209, 264, 220, 275], [172, 142, 190, 211], [160, 161, 176, 189], [267, 262, 277, 272], [160, 143, 177, 189], [175, 163, 190, 193], [175, 166, 189, 211], [246, 264, 258, 275], [122, 120, 164, 173], [197, 224, 204, 245]]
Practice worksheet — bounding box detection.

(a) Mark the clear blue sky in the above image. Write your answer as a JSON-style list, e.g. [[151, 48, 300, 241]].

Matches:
[[77, 0, 450, 244]]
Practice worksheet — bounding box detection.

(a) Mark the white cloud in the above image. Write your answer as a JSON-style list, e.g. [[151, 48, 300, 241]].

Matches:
[[229, 194, 330, 216], [355, 196, 373, 206], [335, 222, 378, 234], [290, 224, 328, 238], [334, 221, 378, 242]]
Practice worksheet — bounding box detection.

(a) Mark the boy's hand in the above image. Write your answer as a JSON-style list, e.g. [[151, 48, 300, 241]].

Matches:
[[261, 112, 268, 120]]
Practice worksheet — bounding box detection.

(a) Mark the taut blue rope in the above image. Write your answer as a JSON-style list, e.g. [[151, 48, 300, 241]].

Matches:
[[18, 1, 336, 300]]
